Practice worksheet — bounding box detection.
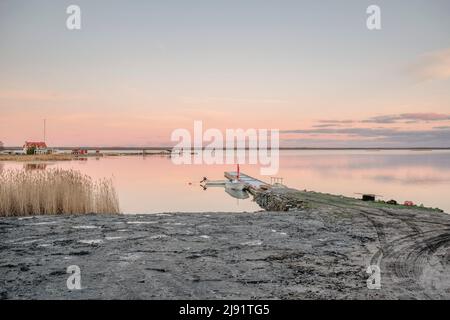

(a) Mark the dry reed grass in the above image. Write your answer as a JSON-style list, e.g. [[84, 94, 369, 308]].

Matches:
[[0, 154, 74, 161], [0, 169, 120, 216]]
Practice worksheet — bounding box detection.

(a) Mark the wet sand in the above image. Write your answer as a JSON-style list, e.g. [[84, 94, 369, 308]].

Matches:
[[1, 191, 449, 299]]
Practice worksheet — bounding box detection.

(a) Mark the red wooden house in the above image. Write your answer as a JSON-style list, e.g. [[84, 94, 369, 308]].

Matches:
[[23, 141, 48, 154]]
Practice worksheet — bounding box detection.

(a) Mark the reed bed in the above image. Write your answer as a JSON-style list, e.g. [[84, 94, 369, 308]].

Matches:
[[0, 169, 120, 216], [0, 154, 74, 161]]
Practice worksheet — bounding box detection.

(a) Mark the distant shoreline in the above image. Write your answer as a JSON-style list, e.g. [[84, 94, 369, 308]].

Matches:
[[2, 147, 450, 151], [0, 152, 171, 161]]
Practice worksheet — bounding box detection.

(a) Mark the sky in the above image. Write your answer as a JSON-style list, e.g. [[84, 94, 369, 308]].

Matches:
[[1, 0, 450, 147]]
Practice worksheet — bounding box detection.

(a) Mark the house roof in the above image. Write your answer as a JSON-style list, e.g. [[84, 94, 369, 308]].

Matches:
[[24, 141, 47, 148]]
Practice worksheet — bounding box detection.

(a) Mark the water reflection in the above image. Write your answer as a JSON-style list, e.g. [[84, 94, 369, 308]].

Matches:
[[0, 150, 449, 213], [23, 163, 48, 171], [280, 151, 450, 186], [225, 189, 250, 200]]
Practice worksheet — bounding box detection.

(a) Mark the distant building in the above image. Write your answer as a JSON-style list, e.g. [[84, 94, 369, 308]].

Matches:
[[23, 141, 48, 155]]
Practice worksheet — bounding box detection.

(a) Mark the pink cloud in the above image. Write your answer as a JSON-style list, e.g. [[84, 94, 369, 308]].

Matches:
[[409, 48, 450, 81]]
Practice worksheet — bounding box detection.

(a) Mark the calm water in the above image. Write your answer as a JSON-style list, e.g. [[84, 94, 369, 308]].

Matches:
[[1, 150, 450, 213]]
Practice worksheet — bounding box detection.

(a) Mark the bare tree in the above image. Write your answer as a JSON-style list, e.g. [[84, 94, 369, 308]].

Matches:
[[0, 141, 4, 151]]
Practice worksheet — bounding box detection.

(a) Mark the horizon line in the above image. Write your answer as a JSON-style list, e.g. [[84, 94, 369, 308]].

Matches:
[[3, 146, 450, 151]]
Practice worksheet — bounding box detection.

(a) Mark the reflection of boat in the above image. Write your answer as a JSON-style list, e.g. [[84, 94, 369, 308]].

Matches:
[[225, 180, 246, 191], [225, 188, 249, 199]]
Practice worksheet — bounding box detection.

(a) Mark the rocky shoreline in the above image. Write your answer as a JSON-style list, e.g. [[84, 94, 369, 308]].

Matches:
[[1, 190, 449, 299]]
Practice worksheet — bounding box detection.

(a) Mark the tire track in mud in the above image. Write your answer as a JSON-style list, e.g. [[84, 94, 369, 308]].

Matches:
[[378, 208, 424, 235], [362, 207, 424, 267], [342, 209, 450, 298], [350, 206, 450, 292], [365, 207, 450, 291], [299, 197, 388, 266], [357, 211, 386, 266], [299, 196, 450, 294], [381, 230, 450, 280]]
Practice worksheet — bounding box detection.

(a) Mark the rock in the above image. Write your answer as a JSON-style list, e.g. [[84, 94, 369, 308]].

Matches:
[[254, 190, 306, 211]]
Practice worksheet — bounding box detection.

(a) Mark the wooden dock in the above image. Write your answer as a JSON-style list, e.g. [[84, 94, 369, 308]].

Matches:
[[224, 171, 271, 194]]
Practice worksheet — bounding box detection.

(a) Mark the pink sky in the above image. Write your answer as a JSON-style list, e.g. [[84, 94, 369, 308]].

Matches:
[[1, 1, 450, 147]]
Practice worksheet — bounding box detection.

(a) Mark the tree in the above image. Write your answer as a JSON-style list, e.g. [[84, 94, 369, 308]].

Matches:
[[0, 141, 3, 151]]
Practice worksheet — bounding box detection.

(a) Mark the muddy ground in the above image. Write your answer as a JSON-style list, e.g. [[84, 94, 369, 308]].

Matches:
[[1, 190, 449, 299]]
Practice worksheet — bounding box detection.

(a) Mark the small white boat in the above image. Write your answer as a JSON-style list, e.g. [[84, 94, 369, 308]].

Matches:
[[225, 164, 246, 191], [204, 180, 227, 187]]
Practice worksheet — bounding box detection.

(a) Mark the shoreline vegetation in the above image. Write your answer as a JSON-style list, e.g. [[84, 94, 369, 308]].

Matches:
[[0, 169, 120, 217], [255, 187, 445, 213], [2, 147, 450, 150], [0, 154, 76, 161], [1, 147, 448, 162], [1, 146, 448, 162], [0, 151, 171, 162]]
